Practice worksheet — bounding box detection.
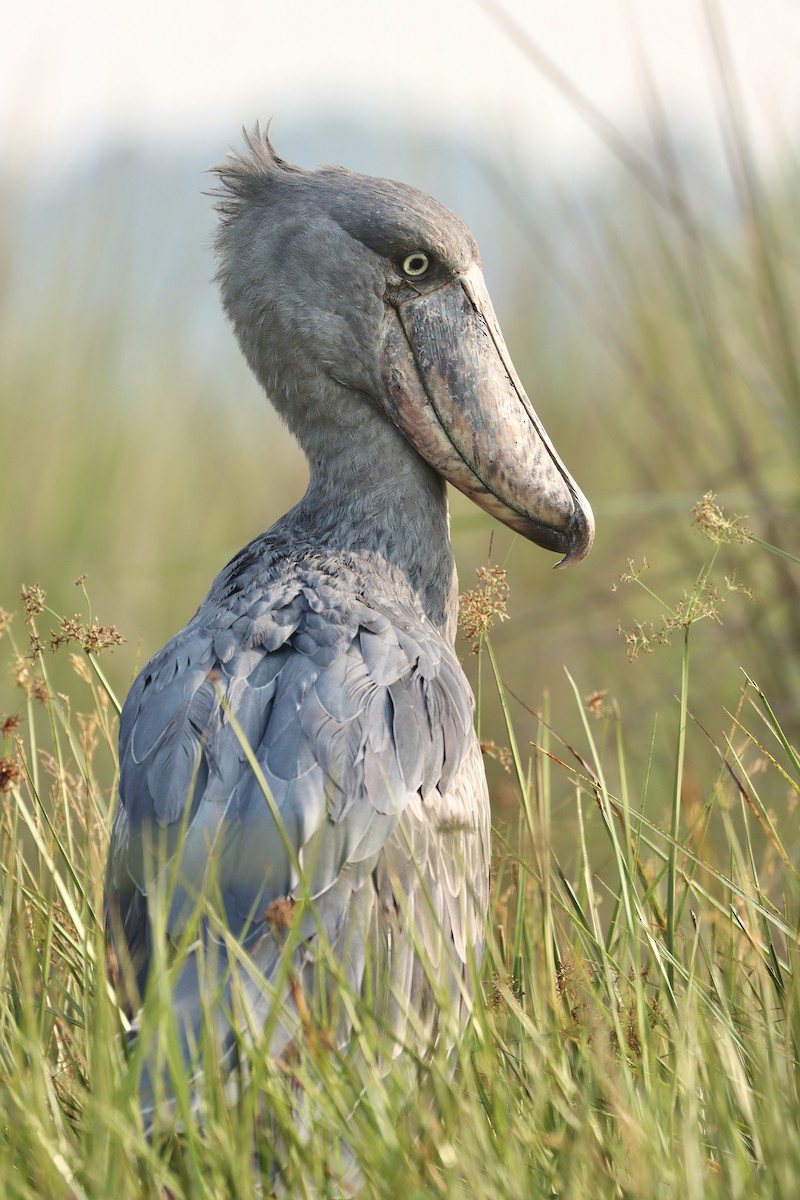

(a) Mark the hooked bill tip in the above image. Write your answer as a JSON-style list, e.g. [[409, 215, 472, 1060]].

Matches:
[[553, 547, 584, 570], [551, 497, 595, 569]]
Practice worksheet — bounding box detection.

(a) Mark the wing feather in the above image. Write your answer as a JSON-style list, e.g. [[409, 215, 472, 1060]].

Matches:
[[105, 544, 486, 1080]]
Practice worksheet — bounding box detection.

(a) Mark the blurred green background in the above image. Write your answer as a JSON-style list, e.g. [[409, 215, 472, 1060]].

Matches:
[[1, 2, 798, 860]]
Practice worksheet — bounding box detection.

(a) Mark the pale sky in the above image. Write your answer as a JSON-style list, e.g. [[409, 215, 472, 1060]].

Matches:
[[2, 0, 799, 176]]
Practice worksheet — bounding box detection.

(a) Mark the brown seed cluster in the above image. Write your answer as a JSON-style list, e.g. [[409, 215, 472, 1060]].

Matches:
[[49, 614, 124, 656], [1, 713, 21, 738], [612, 558, 650, 592], [584, 690, 609, 720], [0, 755, 21, 792], [264, 897, 295, 929], [21, 583, 46, 622], [480, 739, 513, 773], [615, 541, 736, 660], [458, 565, 510, 652], [692, 491, 752, 545], [16, 582, 123, 659], [617, 618, 665, 661]]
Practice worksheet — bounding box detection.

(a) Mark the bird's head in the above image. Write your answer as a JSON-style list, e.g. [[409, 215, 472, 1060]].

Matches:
[[212, 127, 594, 566]]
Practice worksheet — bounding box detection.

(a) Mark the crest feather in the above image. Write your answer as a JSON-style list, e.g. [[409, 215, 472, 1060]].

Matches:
[[210, 122, 301, 226]]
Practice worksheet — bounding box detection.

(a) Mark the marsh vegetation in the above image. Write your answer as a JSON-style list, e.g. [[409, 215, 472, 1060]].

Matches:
[[1, 21, 799, 1196]]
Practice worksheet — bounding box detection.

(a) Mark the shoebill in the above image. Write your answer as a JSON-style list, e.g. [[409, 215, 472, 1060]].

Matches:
[[104, 128, 594, 1108]]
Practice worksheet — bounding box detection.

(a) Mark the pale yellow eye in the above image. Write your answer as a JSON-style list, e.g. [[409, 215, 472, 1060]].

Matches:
[[402, 251, 430, 278]]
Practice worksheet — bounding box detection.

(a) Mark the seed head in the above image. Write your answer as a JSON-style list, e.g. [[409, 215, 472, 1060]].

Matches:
[[21, 583, 46, 622], [459, 565, 509, 652], [49, 614, 124, 656], [585, 690, 609, 720], [265, 897, 295, 929], [0, 755, 21, 793], [1, 714, 21, 739], [692, 492, 752, 545], [480, 740, 513, 773]]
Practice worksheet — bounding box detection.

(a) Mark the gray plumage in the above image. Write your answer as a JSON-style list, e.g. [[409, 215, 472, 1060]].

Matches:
[[105, 128, 593, 1104]]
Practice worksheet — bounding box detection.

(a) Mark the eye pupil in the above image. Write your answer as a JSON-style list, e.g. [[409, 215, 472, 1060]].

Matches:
[[402, 251, 430, 277]]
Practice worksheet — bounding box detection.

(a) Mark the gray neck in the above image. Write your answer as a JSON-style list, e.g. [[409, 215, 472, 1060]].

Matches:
[[280, 395, 458, 638]]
